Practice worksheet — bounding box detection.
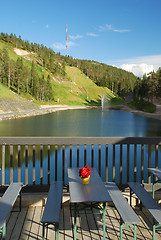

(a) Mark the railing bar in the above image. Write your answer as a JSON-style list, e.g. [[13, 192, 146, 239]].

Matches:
[[91, 144, 94, 168], [105, 144, 108, 182], [148, 144, 151, 168], [120, 144, 122, 184], [62, 144, 65, 183], [113, 144, 115, 181], [33, 145, 35, 185], [70, 144, 72, 168], [98, 144, 101, 176], [2, 145, 5, 185], [10, 145, 13, 184], [55, 144, 58, 181], [18, 145, 21, 182], [141, 144, 144, 183], [25, 145, 28, 185], [77, 144, 79, 168], [0, 138, 160, 186], [84, 144, 87, 166], [127, 144, 130, 183], [134, 144, 137, 182], [47, 145, 50, 185], [40, 145, 43, 185], [1, 136, 161, 145], [155, 144, 159, 168], [148, 144, 151, 184]]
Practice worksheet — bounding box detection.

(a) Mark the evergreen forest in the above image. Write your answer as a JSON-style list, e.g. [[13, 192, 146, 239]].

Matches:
[[0, 32, 161, 106]]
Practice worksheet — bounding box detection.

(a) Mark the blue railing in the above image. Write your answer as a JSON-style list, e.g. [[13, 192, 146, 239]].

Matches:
[[0, 137, 161, 186]]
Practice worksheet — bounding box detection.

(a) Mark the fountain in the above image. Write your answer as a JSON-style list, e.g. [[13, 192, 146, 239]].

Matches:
[[101, 92, 110, 111], [101, 92, 106, 111]]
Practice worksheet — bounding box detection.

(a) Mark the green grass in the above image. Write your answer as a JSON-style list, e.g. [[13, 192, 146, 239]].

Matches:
[[0, 40, 120, 107], [0, 84, 17, 99], [128, 100, 156, 113], [64, 66, 116, 105]]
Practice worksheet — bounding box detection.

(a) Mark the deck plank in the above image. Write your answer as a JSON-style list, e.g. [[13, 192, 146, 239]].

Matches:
[[85, 207, 100, 240], [28, 206, 43, 240], [6, 211, 19, 240], [79, 210, 91, 240], [11, 207, 28, 240], [20, 206, 35, 240], [1, 193, 161, 240], [63, 202, 73, 240]]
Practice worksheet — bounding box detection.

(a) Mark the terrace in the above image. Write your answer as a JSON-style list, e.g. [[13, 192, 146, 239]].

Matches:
[[1, 137, 161, 239]]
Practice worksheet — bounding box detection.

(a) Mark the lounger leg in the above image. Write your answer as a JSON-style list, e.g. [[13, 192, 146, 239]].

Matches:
[[153, 224, 156, 240], [74, 203, 77, 240], [2, 223, 6, 240], [134, 225, 136, 240], [103, 202, 106, 240], [42, 223, 45, 240], [120, 219, 123, 240], [56, 223, 59, 240]]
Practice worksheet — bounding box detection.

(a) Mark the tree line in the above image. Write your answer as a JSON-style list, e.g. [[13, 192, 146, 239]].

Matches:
[[1, 32, 161, 103], [133, 69, 161, 103], [0, 32, 66, 76], [65, 57, 138, 97], [0, 32, 138, 98], [0, 47, 53, 101]]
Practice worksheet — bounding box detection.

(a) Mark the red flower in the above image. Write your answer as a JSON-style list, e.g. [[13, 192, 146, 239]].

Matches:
[[79, 165, 92, 178], [84, 165, 92, 171]]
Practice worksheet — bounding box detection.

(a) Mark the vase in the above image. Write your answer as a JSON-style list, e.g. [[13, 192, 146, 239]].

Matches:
[[81, 176, 90, 184]]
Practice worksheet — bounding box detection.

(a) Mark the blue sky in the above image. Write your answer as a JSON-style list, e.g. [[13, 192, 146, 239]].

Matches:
[[0, 0, 161, 77]]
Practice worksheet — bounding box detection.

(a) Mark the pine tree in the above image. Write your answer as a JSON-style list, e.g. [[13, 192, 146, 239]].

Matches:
[[46, 75, 53, 101], [15, 57, 23, 94]]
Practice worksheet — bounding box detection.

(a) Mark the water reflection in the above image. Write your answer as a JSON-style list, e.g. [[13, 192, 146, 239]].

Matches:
[[1, 109, 161, 184], [1, 109, 161, 137]]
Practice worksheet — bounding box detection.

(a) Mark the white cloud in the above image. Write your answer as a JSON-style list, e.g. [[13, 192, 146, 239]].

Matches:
[[68, 41, 77, 47], [69, 35, 83, 40], [53, 42, 66, 50], [86, 32, 98, 37], [99, 24, 130, 33], [108, 55, 161, 77], [120, 64, 154, 77], [45, 24, 49, 28], [53, 41, 77, 50]]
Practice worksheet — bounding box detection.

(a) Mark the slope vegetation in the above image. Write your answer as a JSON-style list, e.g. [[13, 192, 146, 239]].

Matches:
[[0, 39, 117, 109]]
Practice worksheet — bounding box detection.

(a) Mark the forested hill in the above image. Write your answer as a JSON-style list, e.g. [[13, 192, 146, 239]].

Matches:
[[0, 32, 138, 105], [65, 58, 137, 96]]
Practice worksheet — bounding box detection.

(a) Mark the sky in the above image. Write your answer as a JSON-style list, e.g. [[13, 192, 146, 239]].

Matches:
[[0, 0, 161, 77]]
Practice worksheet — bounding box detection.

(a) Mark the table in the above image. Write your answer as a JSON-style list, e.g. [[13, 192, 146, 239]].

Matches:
[[148, 168, 161, 198], [68, 168, 112, 240]]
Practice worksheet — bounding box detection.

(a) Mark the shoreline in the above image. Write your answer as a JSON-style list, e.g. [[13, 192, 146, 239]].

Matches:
[[0, 104, 161, 121], [0, 105, 94, 121], [120, 105, 161, 121]]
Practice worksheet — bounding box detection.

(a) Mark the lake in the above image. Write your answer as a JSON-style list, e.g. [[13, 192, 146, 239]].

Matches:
[[0, 108, 161, 184], [1, 108, 161, 137]]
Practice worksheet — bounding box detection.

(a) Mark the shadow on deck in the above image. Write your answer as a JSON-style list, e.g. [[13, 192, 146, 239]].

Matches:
[[2, 186, 161, 240]]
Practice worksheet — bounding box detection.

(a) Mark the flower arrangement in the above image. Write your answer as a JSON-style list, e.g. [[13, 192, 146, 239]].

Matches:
[[79, 165, 92, 178]]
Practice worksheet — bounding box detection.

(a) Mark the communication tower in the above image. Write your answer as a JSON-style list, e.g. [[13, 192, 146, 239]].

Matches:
[[66, 24, 68, 57]]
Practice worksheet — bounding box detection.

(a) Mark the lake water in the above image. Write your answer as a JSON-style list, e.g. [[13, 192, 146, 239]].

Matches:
[[0, 109, 161, 184], [1, 108, 161, 137]]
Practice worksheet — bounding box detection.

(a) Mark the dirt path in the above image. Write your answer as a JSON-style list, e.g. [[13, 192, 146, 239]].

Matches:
[[0, 103, 161, 121]]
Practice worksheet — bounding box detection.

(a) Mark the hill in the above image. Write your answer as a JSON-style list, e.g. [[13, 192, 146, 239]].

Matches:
[[0, 36, 119, 111], [0, 84, 39, 112]]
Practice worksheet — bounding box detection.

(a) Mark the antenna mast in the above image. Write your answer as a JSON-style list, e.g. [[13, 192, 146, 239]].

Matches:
[[66, 24, 68, 57]]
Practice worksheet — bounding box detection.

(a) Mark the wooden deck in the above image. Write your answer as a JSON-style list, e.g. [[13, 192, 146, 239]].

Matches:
[[2, 190, 161, 240]]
